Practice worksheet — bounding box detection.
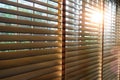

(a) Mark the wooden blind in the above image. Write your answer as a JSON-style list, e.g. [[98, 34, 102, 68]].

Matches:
[[103, 0, 118, 80], [65, 0, 82, 79], [0, 0, 62, 80], [116, 5, 120, 79], [0, 0, 120, 80], [116, 3, 120, 46], [65, 0, 101, 80], [115, 2, 120, 80]]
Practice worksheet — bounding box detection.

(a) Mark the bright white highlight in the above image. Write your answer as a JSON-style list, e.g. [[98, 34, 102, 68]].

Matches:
[[90, 12, 102, 23]]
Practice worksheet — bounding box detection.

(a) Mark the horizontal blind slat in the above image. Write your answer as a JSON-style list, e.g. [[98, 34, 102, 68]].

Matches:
[[0, 17, 57, 28], [26, 0, 58, 9], [0, 42, 61, 50], [0, 25, 58, 34], [0, 35, 59, 41]]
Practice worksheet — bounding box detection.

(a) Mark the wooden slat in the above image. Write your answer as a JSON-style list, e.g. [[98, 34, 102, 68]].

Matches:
[[66, 54, 99, 63], [103, 55, 117, 61], [66, 20, 77, 25], [80, 27, 99, 32], [66, 42, 99, 46], [66, 46, 99, 52], [66, 53, 98, 63], [0, 17, 57, 28], [29, 71, 61, 80], [68, 0, 81, 6], [0, 35, 59, 41], [66, 15, 77, 20], [66, 28, 99, 36], [79, 23, 100, 28], [0, 25, 58, 34], [66, 9, 79, 15], [26, 0, 58, 9], [66, 25, 75, 30], [0, 42, 60, 50], [79, 33, 99, 36], [66, 36, 99, 41], [66, 49, 98, 57]]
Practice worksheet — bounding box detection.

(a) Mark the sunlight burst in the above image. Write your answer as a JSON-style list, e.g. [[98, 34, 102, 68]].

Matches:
[[90, 12, 102, 23]]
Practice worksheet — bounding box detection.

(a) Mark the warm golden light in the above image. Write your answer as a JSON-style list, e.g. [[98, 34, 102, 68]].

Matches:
[[90, 12, 102, 23]]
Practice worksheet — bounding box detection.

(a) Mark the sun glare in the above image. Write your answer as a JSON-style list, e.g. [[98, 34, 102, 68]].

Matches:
[[90, 12, 102, 23]]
